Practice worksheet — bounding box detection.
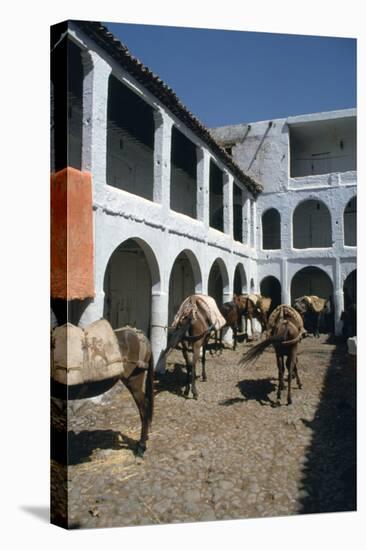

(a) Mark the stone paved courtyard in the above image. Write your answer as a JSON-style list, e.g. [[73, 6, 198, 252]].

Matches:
[[51, 334, 356, 529]]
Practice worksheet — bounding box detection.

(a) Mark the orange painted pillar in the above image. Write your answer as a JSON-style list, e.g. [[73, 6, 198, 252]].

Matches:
[[51, 167, 95, 300]]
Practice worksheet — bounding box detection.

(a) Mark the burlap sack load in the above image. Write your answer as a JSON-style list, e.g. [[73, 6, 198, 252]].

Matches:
[[172, 294, 226, 331], [268, 305, 304, 334], [258, 296, 271, 313], [303, 295, 327, 313], [51, 319, 124, 386], [247, 293, 260, 306]]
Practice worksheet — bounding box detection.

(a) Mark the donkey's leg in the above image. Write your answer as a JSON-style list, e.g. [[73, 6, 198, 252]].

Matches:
[[210, 330, 217, 355], [121, 373, 149, 456], [233, 325, 238, 351], [294, 355, 302, 389], [286, 352, 295, 405], [276, 352, 285, 403], [219, 328, 223, 355], [201, 339, 208, 382], [182, 341, 191, 397], [191, 343, 200, 399]]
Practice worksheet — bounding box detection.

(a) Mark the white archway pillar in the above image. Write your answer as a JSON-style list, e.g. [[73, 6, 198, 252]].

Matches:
[[151, 290, 169, 372], [333, 260, 344, 336], [223, 172, 234, 238], [153, 108, 173, 211], [81, 50, 112, 187], [197, 147, 211, 228]]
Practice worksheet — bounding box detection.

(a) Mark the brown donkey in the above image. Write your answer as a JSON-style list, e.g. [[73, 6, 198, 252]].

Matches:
[[157, 295, 225, 399], [239, 305, 304, 405]]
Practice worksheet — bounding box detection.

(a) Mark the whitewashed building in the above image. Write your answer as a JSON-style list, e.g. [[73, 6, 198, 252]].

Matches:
[[51, 21, 356, 368], [211, 110, 357, 335]]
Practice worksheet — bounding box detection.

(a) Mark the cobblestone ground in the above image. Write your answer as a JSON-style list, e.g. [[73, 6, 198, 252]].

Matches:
[[51, 334, 356, 529]]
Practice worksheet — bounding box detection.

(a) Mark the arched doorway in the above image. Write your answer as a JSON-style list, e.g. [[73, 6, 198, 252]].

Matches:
[[168, 250, 202, 324], [260, 276, 282, 312], [262, 209, 281, 250], [344, 197, 356, 246], [291, 266, 334, 332], [293, 200, 332, 248], [208, 259, 229, 306], [233, 264, 247, 295], [343, 270, 356, 308], [103, 238, 159, 335]]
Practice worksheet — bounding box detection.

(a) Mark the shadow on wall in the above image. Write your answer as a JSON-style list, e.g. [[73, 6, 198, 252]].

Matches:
[[298, 341, 356, 514]]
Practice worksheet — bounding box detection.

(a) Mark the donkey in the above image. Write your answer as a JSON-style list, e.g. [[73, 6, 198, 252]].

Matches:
[[238, 294, 271, 338], [239, 305, 304, 405], [293, 295, 331, 337], [157, 295, 224, 399], [51, 324, 154, 457], [216, 294, 247, 351]]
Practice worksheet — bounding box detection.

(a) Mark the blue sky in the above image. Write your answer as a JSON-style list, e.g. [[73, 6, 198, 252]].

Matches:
[[105, 22, 356, 128]]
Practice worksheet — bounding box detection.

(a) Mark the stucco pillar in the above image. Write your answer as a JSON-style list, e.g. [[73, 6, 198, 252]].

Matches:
[[197, 147, 210, 228], [223, 172, 234, 238], [222, 276, 234, 346], [81, 50, 112, 186], [151, 290, 169, 372], [251, 200, 257, 250], [333, 260, 344, 336], [153, 109, 173, 211], [242, 194, 250, 245], [281, 260, 291, 305]]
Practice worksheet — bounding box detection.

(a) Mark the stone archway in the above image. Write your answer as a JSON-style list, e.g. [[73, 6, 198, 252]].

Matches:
[[291, 266, 334, 332], [233, 263, 247, 295], [168, 250, 202, 324], [260, 275, 282, 312], [208, 258, 229, 307], [103, 237, 160, 335]]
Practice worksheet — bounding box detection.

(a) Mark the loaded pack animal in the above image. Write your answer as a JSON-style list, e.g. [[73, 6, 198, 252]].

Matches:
[[293, 295, 331, 337], [239, 305, 305, 405], [215, 294, 248, 351], [238, 294, 272, 338], [157, 294, 226, 399], [51, 320, 154, 457]]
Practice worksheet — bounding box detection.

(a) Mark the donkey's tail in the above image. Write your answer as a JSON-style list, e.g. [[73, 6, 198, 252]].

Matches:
[[239, 331, 303, 367], [145, 352, 154, 425], [239, 337, 276, 366]]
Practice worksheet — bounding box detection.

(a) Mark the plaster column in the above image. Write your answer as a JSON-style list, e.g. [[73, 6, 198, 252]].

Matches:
[[281, 203, 292, 253], [151, 290, 169, 372], [153, 108, 173, 212], [281, 259, 291, 305], [222, 274, 234, 346], [251, 200, 257, 250], [223, 172, 234, 238], [242, 194, 250, 245], [81, 50, 112, 186], [197, 147, 210, 228], [333, 260, 344, 336]]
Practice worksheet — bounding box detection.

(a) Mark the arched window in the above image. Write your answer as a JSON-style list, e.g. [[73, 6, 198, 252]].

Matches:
[[344, 197, 356, 246], [260, 276, 282, 311], [208, 259, 229, 307], [168, 250, 202, 324], [262, 209, 281, 249], [293, 200, 332, 248]]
